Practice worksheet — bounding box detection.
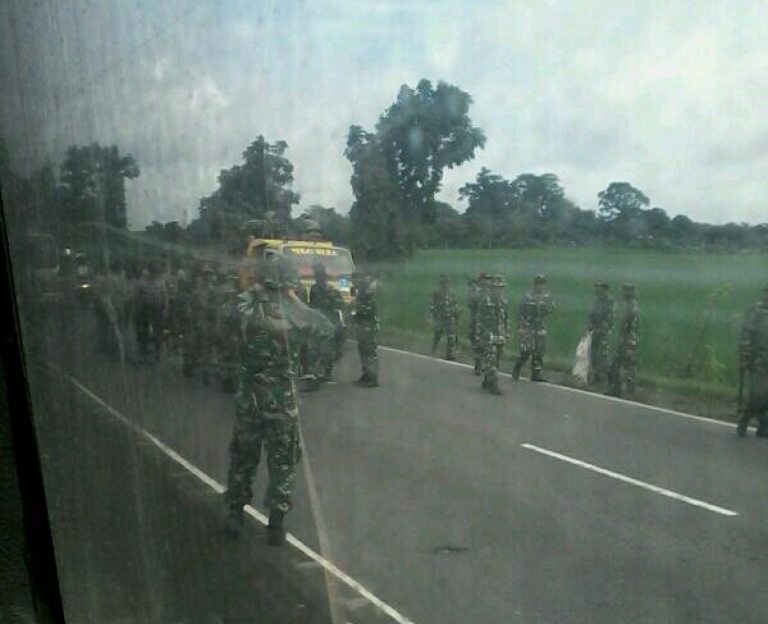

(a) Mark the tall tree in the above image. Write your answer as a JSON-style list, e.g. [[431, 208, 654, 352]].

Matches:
[[375, 80, 486, 224], [345, 127, 404, 260], [345, 79, 485, 258], [198, 136, 300, 242], [59, 143, 140, 232], [597, 181, 650, 222]]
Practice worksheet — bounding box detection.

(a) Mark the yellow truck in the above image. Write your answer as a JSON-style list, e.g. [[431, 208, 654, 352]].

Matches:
[[243, 238, 356, 304]]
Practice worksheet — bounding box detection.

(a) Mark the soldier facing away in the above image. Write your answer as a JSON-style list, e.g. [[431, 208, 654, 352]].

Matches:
[[224, 255, 334, 544], [736, 284, 768, 437], [513, 274, 554, 382], [476, 275, 509, 395], [352, 271, 379, 388], [308, 263, 346, 383], [430, 274, 460, 361], [607, 283, 639, 397], [587, 281, 615, 386], [468, 273, 491, 375]]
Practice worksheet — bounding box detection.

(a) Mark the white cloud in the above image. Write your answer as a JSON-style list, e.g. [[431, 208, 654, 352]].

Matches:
[[3, 0, 768, 227]]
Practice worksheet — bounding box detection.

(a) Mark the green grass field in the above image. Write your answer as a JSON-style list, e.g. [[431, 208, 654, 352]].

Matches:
[[368, 247, 768, 403]]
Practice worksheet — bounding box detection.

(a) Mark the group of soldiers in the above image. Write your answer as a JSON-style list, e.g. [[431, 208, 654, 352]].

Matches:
[[430, 273, 639, 397]]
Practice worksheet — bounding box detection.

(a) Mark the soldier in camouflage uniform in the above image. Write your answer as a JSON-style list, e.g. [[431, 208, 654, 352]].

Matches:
[[352, 271, 379, 388], [587, 281, 615, 386], [224, 255, 334, 544], [468, 273, 491, 375], [475, 275, 509, 395], [513, 275, 554, 382], [736, 285, 768, 437], [309, 263, 345, 383], [430, 274, 460, 361], [607, 284, 639, 397]]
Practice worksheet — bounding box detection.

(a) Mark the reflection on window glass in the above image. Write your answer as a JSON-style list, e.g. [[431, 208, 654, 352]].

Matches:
[[1, 1, 767, 623]]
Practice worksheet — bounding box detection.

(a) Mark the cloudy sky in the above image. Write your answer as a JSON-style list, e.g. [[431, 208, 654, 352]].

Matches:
[[2, 0, 768, 228]]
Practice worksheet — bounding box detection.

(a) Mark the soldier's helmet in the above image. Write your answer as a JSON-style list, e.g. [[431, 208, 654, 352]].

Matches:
[[595, 280, 609, 291], [622, 283, 636, 297], [490, 275, 506, 288], [533, 274, 547, 286]]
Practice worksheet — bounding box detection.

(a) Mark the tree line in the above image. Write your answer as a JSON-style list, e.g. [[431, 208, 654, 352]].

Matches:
[[3, 77, 768, 262]]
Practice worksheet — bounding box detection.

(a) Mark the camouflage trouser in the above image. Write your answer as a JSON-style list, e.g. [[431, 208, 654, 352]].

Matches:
[[516, 330, 546, 376], [225, 404, 302, 514], [739, 371, 768, 433], [589, 330, 611, 384], [358, 324, 379, 380], [610, 342, 636, 395], [308, 336, 333, 378], [481, 340, 504, 387], [432, 319, 457, 358]]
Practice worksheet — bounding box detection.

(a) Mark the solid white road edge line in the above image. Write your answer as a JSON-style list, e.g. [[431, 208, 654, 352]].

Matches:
[[49, 364, 417, 624], [379, 345, 745, 430], [521, 443, 738, 517]]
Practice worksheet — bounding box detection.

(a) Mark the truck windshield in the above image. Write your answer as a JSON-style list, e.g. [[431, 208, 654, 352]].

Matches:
[[283, 246, 354, 276]]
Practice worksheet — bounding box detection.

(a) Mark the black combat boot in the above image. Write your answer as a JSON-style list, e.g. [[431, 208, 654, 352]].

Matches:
[[267, 509, 286, 546], [530, 372, 547, 383], [512, 361, 522, 380], [358, 376, 379, 388]]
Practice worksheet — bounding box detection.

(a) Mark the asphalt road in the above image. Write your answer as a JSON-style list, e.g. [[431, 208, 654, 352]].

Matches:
[[28, 314, 768, 624]]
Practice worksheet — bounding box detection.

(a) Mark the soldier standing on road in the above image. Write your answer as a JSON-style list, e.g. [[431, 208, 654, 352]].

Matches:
[[352, 271, 379, 388], [430, 274, 460, 361], [468, 273, 491, 375], [736, 285, 768, 437], [607, 284, 639, 397], [309, 263, 345, 383], [224, 256, 334, 544], [135, 262, 168, 362], [513, 274, 554, 382], [587, 281, 615, 386], [476, 275, 509, 395]]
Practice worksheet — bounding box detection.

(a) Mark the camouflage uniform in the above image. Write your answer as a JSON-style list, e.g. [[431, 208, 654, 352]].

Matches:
[[309, 265, 346, 381], [587, 282, 615, 385], [737, 286, 768, 437], [430, 275, 460, 361], [468, 273, 490, 375], [475, 275, 509, 394], [352, 272, 379, 387], [224, 257, 333, 543], [608, 284, 639, 397], [513, 275, 554, 382]]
